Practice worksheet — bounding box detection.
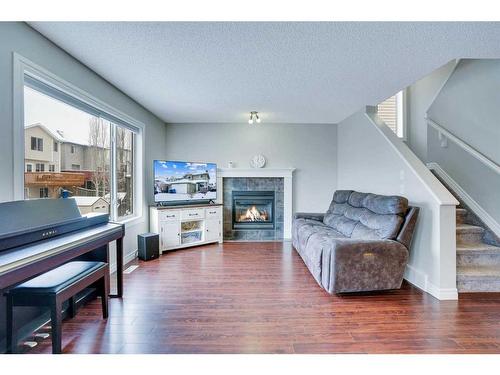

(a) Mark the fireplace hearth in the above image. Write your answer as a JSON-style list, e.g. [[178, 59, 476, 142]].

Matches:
[[232, 191, 275, 230]]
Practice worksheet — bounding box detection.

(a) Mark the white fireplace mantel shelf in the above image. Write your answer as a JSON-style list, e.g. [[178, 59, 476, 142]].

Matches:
[[216, 168, 295, 240]]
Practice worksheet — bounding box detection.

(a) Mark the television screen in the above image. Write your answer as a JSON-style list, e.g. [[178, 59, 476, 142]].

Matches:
[[154, 160, 217, 203]]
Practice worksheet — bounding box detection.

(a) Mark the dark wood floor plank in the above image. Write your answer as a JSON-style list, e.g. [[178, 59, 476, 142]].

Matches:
[[21, 241, 500, 354]]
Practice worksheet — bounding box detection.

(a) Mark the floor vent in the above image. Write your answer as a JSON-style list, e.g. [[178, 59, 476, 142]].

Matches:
[[123, 265, 139, 274]]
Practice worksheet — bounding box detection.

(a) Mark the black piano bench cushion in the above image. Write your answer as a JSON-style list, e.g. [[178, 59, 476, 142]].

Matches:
[[10, 261, 107, 295]]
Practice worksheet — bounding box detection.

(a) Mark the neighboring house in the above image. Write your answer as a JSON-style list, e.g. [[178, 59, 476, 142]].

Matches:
[[71, 196, 109, 215], [24, 123, 62, 174], [24, 123, 130, 199]]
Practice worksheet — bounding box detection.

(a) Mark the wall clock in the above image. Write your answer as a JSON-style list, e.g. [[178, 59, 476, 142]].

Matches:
[[250, 154, 266, 168]]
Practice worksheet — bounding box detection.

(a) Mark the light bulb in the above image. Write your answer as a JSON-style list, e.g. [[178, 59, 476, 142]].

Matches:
[[256, 117, 261, 123], [248, 119, 254, 124]]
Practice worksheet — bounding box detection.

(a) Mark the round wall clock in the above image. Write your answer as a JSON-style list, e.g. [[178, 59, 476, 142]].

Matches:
[[250, 154, 266, 168]]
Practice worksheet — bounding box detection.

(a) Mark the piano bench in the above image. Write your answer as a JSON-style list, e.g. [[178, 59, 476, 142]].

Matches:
[[4, 261, 109, 354]]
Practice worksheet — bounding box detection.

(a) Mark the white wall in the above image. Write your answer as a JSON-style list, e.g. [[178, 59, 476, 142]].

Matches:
[[0, 22, 167, 262], [164, 122, 337, 213], [406, 60, 457, 162], [337, 108, 458, 300]]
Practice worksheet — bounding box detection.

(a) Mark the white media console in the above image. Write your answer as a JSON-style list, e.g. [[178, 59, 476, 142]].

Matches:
[[149, 204, 223, 253]]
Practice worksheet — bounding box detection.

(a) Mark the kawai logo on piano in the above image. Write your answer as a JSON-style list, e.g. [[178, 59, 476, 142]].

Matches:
[[42, 229, 58, 238]]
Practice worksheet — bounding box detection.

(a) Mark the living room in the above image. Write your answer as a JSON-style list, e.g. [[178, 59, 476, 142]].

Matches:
[[1, 1, 500, 374]]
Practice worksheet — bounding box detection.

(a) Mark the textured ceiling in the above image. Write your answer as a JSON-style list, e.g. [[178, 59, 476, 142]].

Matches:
[[29, 22, 500, 124]]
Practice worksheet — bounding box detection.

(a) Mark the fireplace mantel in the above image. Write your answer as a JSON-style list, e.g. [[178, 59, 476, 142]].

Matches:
[[216, 168, 295, 240]]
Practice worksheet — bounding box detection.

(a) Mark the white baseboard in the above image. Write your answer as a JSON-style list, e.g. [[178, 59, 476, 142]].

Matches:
[[110, 250, 138, 275], [428, 162, 500, 238], [404, 264, 458, 300]]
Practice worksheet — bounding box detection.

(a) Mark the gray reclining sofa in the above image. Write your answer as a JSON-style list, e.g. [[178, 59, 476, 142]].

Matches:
[[292, 190, 419, 294]]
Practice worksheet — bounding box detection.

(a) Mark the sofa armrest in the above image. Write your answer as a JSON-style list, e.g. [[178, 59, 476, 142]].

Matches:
[[294, 212, 325, 221], [324, 239, 409, 293]]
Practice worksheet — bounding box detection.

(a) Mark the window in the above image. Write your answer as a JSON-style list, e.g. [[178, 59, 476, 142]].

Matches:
[[23, 73, 141, 222], [39, 187, 48, 198], [116, 126, 134, 218], [30, 136, 43, 151], [377, 90, 406, 139], [26, 164, 32, 172], [35, 163, 45, 172]]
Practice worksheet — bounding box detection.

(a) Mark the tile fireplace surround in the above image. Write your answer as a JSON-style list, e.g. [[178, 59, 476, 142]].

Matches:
[[216, 168, 295, 241]]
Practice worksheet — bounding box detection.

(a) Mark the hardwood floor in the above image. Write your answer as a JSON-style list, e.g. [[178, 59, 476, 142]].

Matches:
[[24, 241, 500, 354]]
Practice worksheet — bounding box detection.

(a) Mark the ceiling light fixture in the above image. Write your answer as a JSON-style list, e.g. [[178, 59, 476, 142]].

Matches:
[[248, 111, 261, 124]]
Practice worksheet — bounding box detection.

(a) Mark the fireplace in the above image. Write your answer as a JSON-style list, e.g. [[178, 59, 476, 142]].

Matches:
[[232, 191, 275, 230]]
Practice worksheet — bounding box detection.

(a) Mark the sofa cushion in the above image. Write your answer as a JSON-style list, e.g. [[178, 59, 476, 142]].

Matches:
[[363, 193, 408, 215], [294, 223, 347, 285], [323, 190, 408, 240]]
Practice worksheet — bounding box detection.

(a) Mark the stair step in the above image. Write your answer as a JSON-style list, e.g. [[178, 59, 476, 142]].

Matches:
[[456, 224, 484, 244], [457, 266, 500, 292], [457, 243, 500, 266], [456, 208, 468, 224]]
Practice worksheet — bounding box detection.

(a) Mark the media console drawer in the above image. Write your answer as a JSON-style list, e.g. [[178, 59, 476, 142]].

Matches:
[[159, 210, 180, 221], [181, 208, 205, 220], [205, 207, 221, 219]]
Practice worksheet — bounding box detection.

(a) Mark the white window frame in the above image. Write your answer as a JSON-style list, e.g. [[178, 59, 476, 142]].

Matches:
[[13, 53, 145, 226], [396, 89, 408, 141]]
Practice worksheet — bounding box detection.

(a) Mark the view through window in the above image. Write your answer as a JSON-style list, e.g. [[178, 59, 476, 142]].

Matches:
[[23, 81, 136, 220]]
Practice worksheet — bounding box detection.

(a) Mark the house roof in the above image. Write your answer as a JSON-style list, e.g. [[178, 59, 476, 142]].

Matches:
[[72, 196, 109, 206], [25, 123, 65, 142], [25, 123, 89, 146]]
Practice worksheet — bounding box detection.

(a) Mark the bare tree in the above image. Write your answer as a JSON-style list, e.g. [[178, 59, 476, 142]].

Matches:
[[87, 118, 109, 197], [116, 127, 133, 216]]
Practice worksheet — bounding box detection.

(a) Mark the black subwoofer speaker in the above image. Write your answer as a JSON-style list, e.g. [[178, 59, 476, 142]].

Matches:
[[137, 233, 159, 261]]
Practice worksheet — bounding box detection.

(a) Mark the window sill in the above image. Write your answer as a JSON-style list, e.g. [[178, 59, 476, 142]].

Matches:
[[116, 214, 145, 228]]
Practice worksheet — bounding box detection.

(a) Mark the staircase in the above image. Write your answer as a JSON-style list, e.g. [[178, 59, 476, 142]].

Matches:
[[429, 169, 500, 292], [456, 208, 500, 292]]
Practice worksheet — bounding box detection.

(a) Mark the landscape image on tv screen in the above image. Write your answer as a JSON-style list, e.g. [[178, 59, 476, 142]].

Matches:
[[154, 160, 217, 203]]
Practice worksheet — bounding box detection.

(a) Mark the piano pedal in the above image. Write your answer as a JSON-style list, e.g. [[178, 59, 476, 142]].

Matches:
[[22, 341, 38, 348], [34, 333, 50, 340]]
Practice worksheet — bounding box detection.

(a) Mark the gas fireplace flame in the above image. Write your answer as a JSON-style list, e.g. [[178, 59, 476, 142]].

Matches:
[[239, 205, 268, 222]]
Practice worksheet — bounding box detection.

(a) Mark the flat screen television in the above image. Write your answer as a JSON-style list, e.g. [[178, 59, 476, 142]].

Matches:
[[154, 160, 217, 204]]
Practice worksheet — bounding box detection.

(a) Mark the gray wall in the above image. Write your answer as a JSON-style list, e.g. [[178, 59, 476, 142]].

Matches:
[[0, 22, 167, 260], [406, 60, 457, 162], [426, 59, 500, 226], [427, 59, 500, 164], [164, 122, 337, 213]]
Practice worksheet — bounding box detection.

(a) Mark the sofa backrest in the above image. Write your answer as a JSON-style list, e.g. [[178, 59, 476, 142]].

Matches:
[[323, 190, 409, 242]]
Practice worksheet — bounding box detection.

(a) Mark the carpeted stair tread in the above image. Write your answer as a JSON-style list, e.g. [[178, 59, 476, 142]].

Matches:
[[457, 243, 500, 254], [456, 208, 468, 224], [456, 224, 485, 234], [457, 266, 500, 278]]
